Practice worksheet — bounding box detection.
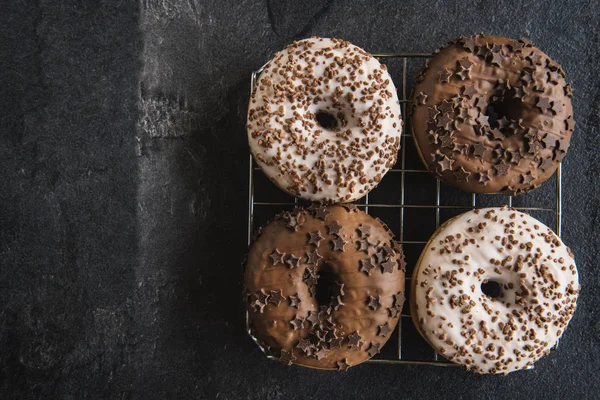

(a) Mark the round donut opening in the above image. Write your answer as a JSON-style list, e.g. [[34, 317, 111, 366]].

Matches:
[[315, 111, 339, 130], [315, 264, 338, 305], [481, 280, 502, 299], [485, 95, 523, 129]]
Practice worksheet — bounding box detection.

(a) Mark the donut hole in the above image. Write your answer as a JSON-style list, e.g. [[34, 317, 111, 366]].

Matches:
[[485, 96, 523, 129], [315, 264, 338, 305], [481, 280, 502, 299], [315, 111, 339, 130]]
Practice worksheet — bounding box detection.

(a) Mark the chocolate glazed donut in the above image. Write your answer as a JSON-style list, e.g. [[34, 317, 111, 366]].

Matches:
[[244, 205, 406, 370], [410, 35, 574, 195]]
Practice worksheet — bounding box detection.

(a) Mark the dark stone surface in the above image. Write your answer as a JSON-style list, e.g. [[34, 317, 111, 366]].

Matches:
[[1, 0, 599, 398]]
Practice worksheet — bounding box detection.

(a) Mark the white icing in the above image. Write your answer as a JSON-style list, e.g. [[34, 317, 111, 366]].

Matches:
[[412, 207, 579, 374], [247, 38, 402, 202]]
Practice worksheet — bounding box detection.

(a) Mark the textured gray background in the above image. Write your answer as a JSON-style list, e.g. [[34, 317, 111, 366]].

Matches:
[[1, 0, 599, 399]]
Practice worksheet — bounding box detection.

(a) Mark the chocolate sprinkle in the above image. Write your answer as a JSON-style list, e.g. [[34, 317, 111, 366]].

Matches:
[[270, 248, 286, 265]]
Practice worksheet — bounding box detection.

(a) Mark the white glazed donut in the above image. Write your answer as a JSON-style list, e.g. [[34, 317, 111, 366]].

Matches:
[[247, 37, 402, 202], [411, 206, 579, 374]]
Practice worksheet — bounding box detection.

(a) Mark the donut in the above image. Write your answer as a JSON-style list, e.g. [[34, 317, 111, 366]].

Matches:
[[410, 35, 574, 195], [247, 37, 402, 203], [411, 206, 579, 374], [244, 204, 406, 370]]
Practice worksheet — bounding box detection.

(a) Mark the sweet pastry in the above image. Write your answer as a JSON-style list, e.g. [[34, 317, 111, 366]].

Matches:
[[244, 204, 406, 370], [247, 37, 402, 202], [411, 206, 579, 374], [410, 35, 574, 194]]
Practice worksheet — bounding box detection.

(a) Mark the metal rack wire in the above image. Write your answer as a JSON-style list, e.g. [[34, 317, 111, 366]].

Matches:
[[246, 53, 562, 367]]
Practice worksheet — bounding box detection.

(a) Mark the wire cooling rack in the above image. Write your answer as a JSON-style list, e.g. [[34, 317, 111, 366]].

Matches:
[[246, 53, 562, 367]]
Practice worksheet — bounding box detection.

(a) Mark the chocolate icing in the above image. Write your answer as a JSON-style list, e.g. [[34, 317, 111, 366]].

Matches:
[[410, 35, 574, 195], [244, 205, 406, 370]]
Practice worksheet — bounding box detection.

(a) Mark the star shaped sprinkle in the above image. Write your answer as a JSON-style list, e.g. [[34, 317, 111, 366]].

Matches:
[[326, 220, 343, 235], [331, 237, 347, 252], [458, 57, 474, 70], [284, 214, 300, 231], [462, 85, 477, 98], [564, 84, 573, 97], [256, 289, 269, 304], [456, 107, 469, 121], [305, 311, 319, 327], [565, 115, 575, 131], [308, 230, 324, 246], [462, 37, 476, 52], [526, 52, 542, 65], [269, 289, 285, 306], [250, 299, 266, 313], [439, 99, 454, 114], [428, 106, 440, 121], [314, 348, 329, 360], [472, 142, 487, 157], [456, 68, 471, 80], [279, 350, 296, 365], [490, 128, 504, 141], [381, 259, 397, 273], [367, 342, 381, 357], [329, 337, 343, 349], [306, 249, 323, 265], [540, 157, 554, 171], [542, 134, 556, 148], [359, 258, 376, 275], [440, 133, 455, 148], [474, 96, 488, 111], [558, 138, 570, 151], [393, 292, 406, 308], [528, 140, 543, 155], [348, 331, 362, 350], [511, 40, 524, 51], [437, 114, 453, 130], [378, 322, 392, 337], [416, 91, 428, 105], [475, 113, 489, 127], [357, 224, 371, 237], [313, 207, 330, 221], [438, 68, 452, 83], [337, 359, 351, 371], [270, 249, 286, 265], [356, 239, 369, 253], [494, 162, 510, 176], [509, 151, 522, 164], [387, 306, 401, 318], [497, 116, 510, 130], [550, 101, 563, 115], [536, 96, 552, 113], [478, 171, 491, 185], [490, 51, 504, 66], [522, 172, 534, 184], [367, 295, 381, 311], [285, 253, 300, 269], [437, 155, 454, 172], [547, 70, 561, 84], [288, 294, 301, 308], [290, 315, 304, 330], [524, 128, 541, 142], [296, 338, 312, 353], [454, 167, 471, 182]]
